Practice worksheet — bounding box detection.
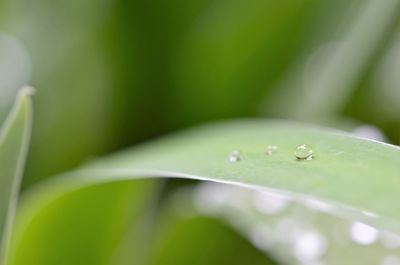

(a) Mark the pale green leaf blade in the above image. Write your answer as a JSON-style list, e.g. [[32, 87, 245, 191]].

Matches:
[[0, 87, 33, 264], [77, 120, 400, 226], [9, 119, 400, 263]]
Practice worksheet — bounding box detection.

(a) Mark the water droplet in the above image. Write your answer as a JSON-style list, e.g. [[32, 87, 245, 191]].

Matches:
[[265, 145, 278, 156], [295, 144, 314, 160], [228, 150, 243, 163], [350, 222, 378, 245]]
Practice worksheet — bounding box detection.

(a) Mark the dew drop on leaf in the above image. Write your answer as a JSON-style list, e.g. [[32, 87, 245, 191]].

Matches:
[[265, 145, 278, 156], [295, 144, 314, 160], [228, 150, 243, 163]]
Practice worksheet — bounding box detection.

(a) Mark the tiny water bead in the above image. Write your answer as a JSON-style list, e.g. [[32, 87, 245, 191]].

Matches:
[[265, 145, 278, 156], [228, 150, 243, 163], [295, 144, 314, 160]]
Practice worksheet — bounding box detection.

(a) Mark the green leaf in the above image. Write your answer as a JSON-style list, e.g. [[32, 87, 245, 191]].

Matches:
[[9, 120, 400, 263], [0, 87, 33, 264], [148, 215, 277, 265], [145, 187, 278, 265], [82, 120, 400, 225], [10, 180, 160, 265], [264, 0, 400, 120]]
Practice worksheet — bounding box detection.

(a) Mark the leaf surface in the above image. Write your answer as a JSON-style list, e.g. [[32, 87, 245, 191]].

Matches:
[[9, 119, 400, 263], [0, 88, 33, 264]]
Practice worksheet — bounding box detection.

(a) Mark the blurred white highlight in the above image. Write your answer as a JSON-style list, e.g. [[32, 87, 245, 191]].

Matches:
[[193, 182, 231, 213], [360, 210, 380, 219], [293, 230, 327, 263], [350, 222, 378, 245], [0, 33, 31, 107], [302, 198, 335, 213], [253, 191, 290, 215], [353, 125, 387, 142]]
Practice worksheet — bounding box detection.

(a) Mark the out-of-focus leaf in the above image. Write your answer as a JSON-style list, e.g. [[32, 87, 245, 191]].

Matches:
[[0, 34, 31, 123], [0, 87, 32, 264], [149, 215, 276, 265], [264, 0, 400, 121], [144, 187, 278, 265], [9, 180, 159, 265], [8, 120, 400, 264], [188, 182, 400, 264], [1, 0, 119, 187], [168, 0, 317, 125], [111, 0, 318, 134]]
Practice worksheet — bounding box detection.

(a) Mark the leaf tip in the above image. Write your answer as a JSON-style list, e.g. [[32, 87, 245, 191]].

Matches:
[[18, 86, 35, 99]]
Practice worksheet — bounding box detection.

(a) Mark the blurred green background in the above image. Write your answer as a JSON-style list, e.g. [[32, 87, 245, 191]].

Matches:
[[1, 0, 400, 263], [0, 0, 399, 187]]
